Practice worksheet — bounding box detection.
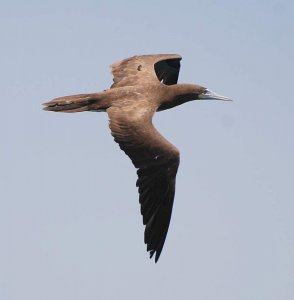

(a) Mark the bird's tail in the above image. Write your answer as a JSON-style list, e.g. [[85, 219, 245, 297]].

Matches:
[[42, 93, 108, 113]]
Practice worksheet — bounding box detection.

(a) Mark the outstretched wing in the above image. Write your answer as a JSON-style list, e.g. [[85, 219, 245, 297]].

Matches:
[[110, 54, 182, 88], [107, 102, 180, 262]]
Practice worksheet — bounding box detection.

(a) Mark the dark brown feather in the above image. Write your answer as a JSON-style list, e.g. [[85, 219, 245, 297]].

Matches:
[[107, 103, 179, 262]]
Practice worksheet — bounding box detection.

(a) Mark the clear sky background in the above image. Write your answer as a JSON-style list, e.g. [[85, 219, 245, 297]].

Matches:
[[1, 1, 294, 299]]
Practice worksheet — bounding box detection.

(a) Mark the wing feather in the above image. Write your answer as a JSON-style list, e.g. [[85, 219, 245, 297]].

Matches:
[[107, 104, 180, 262], [110, 54, 182, 88]]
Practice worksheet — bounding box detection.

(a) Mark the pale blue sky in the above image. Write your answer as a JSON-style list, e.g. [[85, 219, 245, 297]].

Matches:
[[1, 1, 294, 299]]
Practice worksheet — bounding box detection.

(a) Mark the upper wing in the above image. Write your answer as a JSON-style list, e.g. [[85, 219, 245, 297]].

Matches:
[[110, 54, 182, 88], [107, 103, 180, 262]]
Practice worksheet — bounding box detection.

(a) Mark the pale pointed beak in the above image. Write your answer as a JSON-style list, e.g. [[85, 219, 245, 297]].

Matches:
[[199, 89, 233, 101]]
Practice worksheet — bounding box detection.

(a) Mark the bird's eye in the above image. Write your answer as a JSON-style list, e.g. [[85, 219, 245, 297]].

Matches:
[[203, 89, 208, 94]]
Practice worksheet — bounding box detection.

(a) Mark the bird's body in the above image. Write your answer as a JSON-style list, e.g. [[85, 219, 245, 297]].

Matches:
[[43, 54, 231, 262]]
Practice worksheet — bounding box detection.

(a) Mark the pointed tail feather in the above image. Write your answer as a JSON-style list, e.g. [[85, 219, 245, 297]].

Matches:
[[42, 93, 106, 113]]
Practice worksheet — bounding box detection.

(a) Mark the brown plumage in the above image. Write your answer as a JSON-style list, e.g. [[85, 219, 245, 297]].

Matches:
[[43, 54, 231, 262]]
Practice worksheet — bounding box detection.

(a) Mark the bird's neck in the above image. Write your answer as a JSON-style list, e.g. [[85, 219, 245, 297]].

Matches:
[[157, 84, 200, 111]]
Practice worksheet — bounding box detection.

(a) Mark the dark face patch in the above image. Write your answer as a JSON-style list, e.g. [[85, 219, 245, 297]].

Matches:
[[137, 65, 142, 71]]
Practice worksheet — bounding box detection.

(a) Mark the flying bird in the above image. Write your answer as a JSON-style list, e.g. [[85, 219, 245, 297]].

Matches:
[[43, 54, 231, 262]]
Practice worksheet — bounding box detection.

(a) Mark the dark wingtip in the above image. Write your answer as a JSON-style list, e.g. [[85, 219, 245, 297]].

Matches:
[[148, 249, 161, 263], [155, 253, 160, 263]]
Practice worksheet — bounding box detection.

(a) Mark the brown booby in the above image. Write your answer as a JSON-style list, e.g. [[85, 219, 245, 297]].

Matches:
[[43, 54, 231, 262]]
